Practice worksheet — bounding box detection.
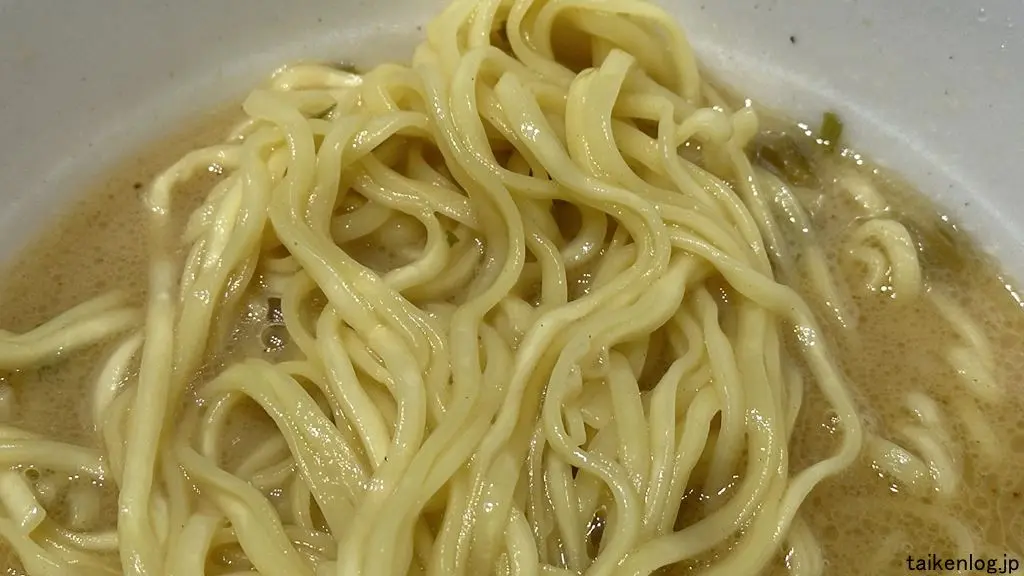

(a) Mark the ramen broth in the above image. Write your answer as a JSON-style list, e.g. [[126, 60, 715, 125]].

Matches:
[[0, 107, 1022, 575]]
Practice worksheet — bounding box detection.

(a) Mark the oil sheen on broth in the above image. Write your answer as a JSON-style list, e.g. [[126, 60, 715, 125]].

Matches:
[[0, 107, 1022, 575]]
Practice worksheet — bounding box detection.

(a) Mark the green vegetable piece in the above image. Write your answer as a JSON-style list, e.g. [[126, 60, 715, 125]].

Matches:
[[754, 134, 818, 188], [820, 111, 844, 153]]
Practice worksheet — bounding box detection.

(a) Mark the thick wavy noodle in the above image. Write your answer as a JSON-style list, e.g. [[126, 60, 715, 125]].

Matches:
[[1, 0, 1022, 575]]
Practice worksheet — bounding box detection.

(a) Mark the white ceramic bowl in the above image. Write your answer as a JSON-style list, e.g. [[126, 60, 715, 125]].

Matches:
[[1, 0, 1021, 274]]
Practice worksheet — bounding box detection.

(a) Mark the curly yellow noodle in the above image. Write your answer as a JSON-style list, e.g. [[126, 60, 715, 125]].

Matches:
[[3, 0, 1015, 574]]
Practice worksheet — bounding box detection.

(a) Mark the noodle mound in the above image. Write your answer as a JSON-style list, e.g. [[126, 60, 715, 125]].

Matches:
[[0, 0, 1008, 574]]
